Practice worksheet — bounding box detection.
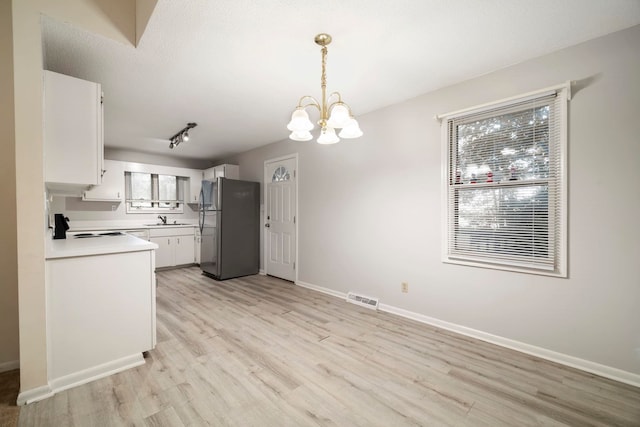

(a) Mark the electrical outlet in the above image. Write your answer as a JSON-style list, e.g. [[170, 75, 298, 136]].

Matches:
[[401, 282, 409, 293], [111, 205, 117, 211]]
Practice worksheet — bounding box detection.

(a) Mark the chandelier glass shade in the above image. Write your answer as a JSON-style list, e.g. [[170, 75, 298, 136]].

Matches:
[[287, 33, 362, 144]]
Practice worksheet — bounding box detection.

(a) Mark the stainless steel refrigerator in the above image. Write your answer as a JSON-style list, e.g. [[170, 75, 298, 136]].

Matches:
[[199, 177, 260, 280]]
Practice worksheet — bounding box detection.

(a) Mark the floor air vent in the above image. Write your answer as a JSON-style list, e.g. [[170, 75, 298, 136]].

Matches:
[[346, 292, 379, 310]]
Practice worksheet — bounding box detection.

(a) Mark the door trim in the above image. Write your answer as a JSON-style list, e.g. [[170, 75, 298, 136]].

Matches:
[[264, 153, 299, 282]]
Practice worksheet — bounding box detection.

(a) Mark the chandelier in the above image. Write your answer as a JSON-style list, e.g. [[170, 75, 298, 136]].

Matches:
[[287, 33, 363, 144]]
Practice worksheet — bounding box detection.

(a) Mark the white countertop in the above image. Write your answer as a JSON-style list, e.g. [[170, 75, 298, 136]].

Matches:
[[69, 223, 197, 232], [46, 234, 158, 260]]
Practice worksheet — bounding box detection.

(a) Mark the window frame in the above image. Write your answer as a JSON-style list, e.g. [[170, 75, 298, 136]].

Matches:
[[125, 172, 185, 214], [439, 83, 570, 277]]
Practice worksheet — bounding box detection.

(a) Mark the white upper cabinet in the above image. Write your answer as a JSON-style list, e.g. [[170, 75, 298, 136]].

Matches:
[[82, 160, 124, 202], [187, 170, 203, 204], [203, 164, 239, 181], [44, 71, 103, 190]]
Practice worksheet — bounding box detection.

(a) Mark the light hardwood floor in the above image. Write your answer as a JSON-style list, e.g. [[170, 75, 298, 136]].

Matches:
[[17, 267, 640, 426]]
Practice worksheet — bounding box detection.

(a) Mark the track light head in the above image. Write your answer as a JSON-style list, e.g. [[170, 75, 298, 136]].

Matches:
[[168, 122, 197, 150]]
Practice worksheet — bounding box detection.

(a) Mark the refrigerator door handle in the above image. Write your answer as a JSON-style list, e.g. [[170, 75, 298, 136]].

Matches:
[[198, 187, 204, 234]]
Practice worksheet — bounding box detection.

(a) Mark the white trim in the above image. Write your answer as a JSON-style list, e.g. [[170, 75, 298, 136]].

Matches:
[[378, 303, 640, 388], [295, 280, 347, 300], [440, 120, 449, 263], [0, 359, 19, 373], [292, 278, 640, 388], [18, 353, 145, 405], [435, 81, 571, 120], [443, 258, 563, 277], [263, 153, 299, 283], [440, 85, 569, 277], [259, 269, 266, 275], [48, 353, 145, 395], [17, 384, 54, 406]]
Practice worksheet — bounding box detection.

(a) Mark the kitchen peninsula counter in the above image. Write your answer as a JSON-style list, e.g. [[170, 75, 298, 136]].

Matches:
[[44, 233, 157, 400], [46, 233, 158, 259]]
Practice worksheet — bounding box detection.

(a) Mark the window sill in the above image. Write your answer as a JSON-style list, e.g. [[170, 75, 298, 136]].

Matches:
[[443, 257, 566, 278]]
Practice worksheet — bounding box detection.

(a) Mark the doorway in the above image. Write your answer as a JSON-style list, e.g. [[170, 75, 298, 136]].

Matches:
[[264, 155, 298, 282]]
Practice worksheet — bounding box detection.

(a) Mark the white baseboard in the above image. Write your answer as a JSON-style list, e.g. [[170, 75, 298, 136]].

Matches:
[[379, 303, 640, 388], [295, 280, 347, 300], [49, 353, 145, 394], [0, 359, 19, 373], [17, 353, 145, 406], [293, 279, 640, 388], [259, 269, 266, 275], [17, 384, 54, 406]]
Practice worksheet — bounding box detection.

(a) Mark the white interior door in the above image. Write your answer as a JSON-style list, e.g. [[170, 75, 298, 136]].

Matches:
[[265, 156, 297, 282]]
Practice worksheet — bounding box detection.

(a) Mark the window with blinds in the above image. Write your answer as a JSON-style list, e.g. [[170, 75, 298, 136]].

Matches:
[[441, 85, 568, 276], [125, 172, 185, 213]]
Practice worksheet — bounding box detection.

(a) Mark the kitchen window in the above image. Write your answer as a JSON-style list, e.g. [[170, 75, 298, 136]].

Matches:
[[126, 172, 184, 213], [439, 84, 569, 276]]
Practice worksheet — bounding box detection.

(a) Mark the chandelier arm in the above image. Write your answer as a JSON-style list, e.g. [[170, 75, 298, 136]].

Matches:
[[327, 92, 343, 104], [296, 95, 321, 110]]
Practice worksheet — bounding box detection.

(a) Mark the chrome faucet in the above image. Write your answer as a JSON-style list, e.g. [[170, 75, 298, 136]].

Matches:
[[158, 215, 167, 224]]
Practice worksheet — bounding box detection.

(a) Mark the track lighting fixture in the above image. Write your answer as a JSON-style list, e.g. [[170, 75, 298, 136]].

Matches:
[[169, 122, 197, 149]]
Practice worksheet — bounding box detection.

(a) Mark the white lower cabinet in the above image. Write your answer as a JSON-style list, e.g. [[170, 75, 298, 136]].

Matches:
[[46, 249, 155, 388], [150, 237, 173, 267], [175, 235, 195, 265], [149, 227, 195, 268], [194, 227, 201, 264]]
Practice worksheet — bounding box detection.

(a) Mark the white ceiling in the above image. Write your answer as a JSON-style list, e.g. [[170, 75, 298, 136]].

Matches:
[[42, 0, 640, 162]]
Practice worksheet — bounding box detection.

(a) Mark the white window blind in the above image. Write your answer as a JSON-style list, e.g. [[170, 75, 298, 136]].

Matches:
[[441, 85, 568, 276], [125, 172, 184, 213]]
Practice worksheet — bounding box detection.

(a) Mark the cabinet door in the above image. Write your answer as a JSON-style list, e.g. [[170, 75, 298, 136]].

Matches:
[[175, 235, 195, 265], [44, 71, 103, 186], [203, 167, 216, 181], [204, 164, 239, 181], [221, 165, 239, 179], [188, 170, 203, 203], [150, 237, 173, 268], [82, 160, 124, 202], [194, 230, 201, 264]]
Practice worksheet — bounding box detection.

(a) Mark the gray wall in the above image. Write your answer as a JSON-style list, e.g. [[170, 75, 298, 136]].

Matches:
[[226, 25, 640, 377], [106, 147, 214, 170]]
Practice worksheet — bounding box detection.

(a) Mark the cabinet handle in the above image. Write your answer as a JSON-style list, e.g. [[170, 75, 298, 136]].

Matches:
[[167, 239, 170, 245], [177, 238, 180, 244]]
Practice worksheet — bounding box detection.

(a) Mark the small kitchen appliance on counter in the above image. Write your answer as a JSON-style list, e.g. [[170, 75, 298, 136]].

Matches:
[[53, 213, 70, 239]]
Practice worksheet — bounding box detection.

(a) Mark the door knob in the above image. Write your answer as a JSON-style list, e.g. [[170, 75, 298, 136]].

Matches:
[[265, 223, 270, 228]]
